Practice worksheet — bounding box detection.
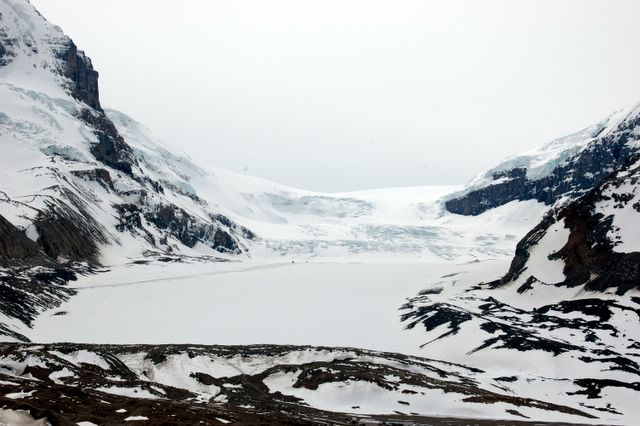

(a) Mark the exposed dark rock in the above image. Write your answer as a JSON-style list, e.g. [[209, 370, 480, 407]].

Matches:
[[0, 323, 29, 342], [0, 265, 78, 327], [551, 200, 640, 295], [0, 13, 17, 67], [506, 409, 530, 419], [570, 379, 640, 399], [40, 21, 140, 177], [446, 168, 529, 215], [137, 175, 165, 194], [0, 213, 90, 337], [417, 286, 443, 295], [213, 228, 239, 253], [47, 29, 140, 176], [70, 168, 114, 191], [496, 213, 557, 287], [401, 287, 640, 373], [145, 204, 199, 247], [0, 343, 598, 424], [495, 157, 640, 294], [401, 302, 472, 343], [144, 204, 240, 253], [0, 40, 6, 65], [114, 203, 143, 231], [516, 275, 538, 293], [79, 108, 137, 175], [190, 371, 224, 387], [211, 213, 256, 240], [35, 200, 106, 263], [535, 298, 639, 324], [0, 214, 39, 264], [112, 203, 153, 246], [55, 40, 101, 110], [475, 320, 579, 356], [495, 376, 518, 382], [446, 113, 640, 215]]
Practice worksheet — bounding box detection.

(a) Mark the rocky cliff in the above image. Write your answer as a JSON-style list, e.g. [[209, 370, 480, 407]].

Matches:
[[0, 0, 254, 340], [495, 153, 640, 295], [402, 141, 640, 421], [445, 105, 640, 215]]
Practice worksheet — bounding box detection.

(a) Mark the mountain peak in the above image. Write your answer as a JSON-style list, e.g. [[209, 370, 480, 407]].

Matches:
[[0, 0, 101, 110], [445, 102, 640, 215]]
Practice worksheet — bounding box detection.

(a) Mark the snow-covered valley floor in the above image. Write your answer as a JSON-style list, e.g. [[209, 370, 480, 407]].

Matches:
[[2, 1, 639, 422], [26, 259, 507, 356], [13, 257, 638, 425]]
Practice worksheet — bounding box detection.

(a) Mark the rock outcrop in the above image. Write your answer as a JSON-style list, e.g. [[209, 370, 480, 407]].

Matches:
[[79, 108, 138, 175], [495, 154, 640, 295], [0, 214, 39, 264], [0, 13, 16, 66], [446, 107, 640, 215], [0, 0, 255, 342], [0, 212, 87, 340], [56, 42, 101, 110], [0, 343, 598, 424], [144, 204, 241, 253]]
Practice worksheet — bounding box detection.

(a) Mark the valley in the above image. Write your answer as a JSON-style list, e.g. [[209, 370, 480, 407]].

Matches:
[[1, 0, 640, 424]]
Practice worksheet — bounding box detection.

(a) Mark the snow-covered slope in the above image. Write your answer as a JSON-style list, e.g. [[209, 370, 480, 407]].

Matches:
[[0, 0, 252, 266], [107, 109, 549, 262], [0, 0, 546, 347], [402, 153, 640, 424], [0, 342, 604, 425], [445, 103, 640, 215], [2, 0, 640, 424], [0, 0, 256, 347], [497, 155, 640, 294], [0, 0, 544, 269]]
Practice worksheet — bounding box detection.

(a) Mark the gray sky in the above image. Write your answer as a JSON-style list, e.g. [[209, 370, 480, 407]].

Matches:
[[32, 0, 640, 192]]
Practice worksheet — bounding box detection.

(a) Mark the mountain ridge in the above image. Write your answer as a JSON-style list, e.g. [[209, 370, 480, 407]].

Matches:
[[445, 103, 640, 215], [1, 0, 640, 423]]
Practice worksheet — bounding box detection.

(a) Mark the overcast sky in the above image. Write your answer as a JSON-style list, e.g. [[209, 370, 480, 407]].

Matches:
[[32, 0, 640, 192]]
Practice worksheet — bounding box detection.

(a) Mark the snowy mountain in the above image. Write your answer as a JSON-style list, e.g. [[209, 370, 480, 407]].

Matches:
[[1, 0, 640, 424], [0, 0, 547, 344], [0, 0, 252, 263], [0, 0, 266, 346], [0, 0, 543, 269], [401, 119, 640, 423], [445, 104, 640, 215]]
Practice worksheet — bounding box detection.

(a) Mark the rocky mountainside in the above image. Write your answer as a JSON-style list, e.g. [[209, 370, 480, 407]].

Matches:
[[496, 153, 640, 295], [0, 0, 255, 338], [445, 104, 640, 215], [1, 0, 540, 345], [401, 123, 640, 423], [0, 1, 251, 262], [1, 0, 639, 424]]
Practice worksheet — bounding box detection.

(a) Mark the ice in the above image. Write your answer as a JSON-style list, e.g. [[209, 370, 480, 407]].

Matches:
[[28, 261, 467, 355], [1, 2, 639, 423]]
